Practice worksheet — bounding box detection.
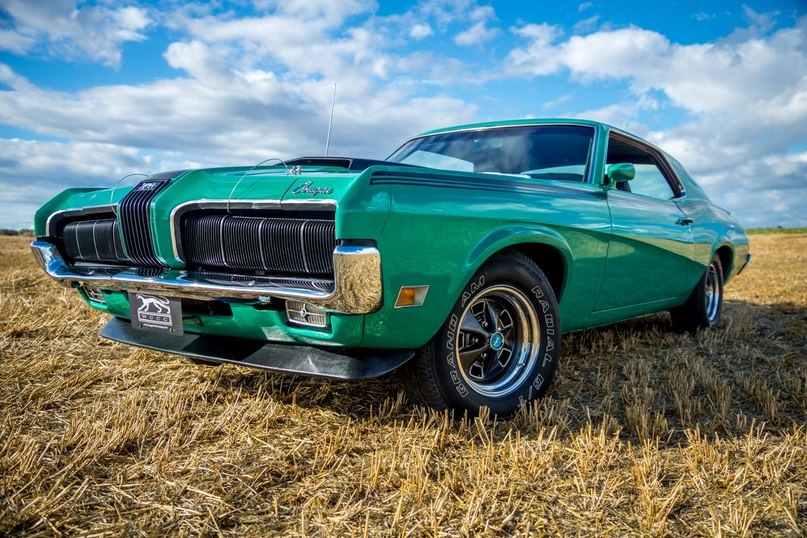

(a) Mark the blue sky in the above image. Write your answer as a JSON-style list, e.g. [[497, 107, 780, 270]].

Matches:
[[1, 0, 805, 229]]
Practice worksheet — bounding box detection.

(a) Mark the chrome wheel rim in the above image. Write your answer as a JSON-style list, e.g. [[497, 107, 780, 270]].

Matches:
[[705, 263, 721, 322], [454, 285, 541, 398]]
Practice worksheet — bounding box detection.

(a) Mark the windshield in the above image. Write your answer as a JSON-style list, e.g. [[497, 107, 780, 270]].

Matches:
[[387, 125, 595, 181]]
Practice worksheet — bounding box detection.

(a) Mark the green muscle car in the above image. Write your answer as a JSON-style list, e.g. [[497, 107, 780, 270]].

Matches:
[[31, 119, 751, 416]]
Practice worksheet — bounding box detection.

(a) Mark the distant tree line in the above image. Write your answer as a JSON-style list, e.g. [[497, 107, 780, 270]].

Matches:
[[0, 229, 34, 236], [747, 226, 807, 235]]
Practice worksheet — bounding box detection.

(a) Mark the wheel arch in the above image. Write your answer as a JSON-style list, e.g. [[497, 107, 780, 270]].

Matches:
[[465, 227, 571, 302], [508, 243, 567, 302], [714, 243, 734, 280]]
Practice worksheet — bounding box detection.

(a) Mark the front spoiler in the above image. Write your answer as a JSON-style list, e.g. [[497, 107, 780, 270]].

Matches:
[[31, 240, 382, 314], [101, 317, 414, 380]]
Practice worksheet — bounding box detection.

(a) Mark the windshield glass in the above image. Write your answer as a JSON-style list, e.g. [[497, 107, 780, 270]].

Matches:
[[387, 125, 595, 181]]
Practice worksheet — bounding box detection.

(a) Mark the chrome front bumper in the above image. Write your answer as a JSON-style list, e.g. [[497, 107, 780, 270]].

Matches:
[[31, 240, 382, 314]]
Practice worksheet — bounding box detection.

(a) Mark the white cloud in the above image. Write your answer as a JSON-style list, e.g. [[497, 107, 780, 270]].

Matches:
[[506, 19, 807, 157], [693, 12, 716, 22], [0, 27, 37, 54], [455, 21, 500, 46], [453, 4, 499, 45], [573, 14, 600, 34], [419, 0, 478, 28], [0, 138, 154, 229], [541, 94, 572, 111], [507, 24, 565, 75], [0, 0, 150, 67], [251, 0, 376, 24], [507, 18, 807, 118], [0, 1, 804, 231], [469, 5, 496, 22], [163, 40, 235, 83], [505, 15, 807, 227], [0, 47, 476, 229], [0, 138, 148, 184], [410, 23, 433, 39]]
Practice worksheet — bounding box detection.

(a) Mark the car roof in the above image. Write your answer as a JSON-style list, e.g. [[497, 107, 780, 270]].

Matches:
[[416, 118, 665, 158], [417, 118, 606, 136]]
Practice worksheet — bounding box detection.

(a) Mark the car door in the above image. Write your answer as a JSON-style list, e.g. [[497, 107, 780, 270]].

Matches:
[[594, 133, 695, 312]]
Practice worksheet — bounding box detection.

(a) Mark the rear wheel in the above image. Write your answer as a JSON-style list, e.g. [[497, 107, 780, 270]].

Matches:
[[670, 254, 724, 332], [402, 251, 561, 416]]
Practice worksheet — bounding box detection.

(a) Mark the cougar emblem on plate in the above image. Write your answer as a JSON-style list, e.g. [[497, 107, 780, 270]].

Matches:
[[137, 295, 170, 314]]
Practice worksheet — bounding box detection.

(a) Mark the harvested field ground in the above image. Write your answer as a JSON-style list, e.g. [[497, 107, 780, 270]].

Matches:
[[1, 234, 805, 536]]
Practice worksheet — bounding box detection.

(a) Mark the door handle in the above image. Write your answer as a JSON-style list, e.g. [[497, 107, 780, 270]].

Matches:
[[677, 217, 694, 226]]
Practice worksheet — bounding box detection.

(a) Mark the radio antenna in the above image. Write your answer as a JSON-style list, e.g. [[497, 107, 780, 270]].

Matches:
[[325, 83, 336, 156]]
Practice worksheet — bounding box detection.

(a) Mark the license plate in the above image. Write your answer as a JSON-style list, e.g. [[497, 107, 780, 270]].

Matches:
[[128, 293, 183, 335]]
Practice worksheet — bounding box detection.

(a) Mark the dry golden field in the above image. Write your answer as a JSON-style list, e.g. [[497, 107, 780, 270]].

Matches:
[[1, 234, 805, 536]]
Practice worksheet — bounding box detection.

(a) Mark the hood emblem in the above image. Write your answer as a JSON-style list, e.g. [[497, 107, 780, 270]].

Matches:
[[292, 180, 334, 196], [136, 181, 160, 191]]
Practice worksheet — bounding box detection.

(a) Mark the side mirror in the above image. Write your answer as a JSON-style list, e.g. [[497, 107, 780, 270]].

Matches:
[[602, 163, 635, 189]]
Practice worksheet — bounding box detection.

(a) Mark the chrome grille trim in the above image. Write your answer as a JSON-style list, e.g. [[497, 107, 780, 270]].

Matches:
[[45, 205, 117, 237]]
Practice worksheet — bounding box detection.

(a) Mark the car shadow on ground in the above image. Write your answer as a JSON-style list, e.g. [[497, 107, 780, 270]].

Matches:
[[207, 299, 806, 444]]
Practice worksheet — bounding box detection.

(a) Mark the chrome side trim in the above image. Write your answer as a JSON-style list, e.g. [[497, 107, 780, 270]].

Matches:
[[31, 240, 382, 314], [46, 204, 117, 236], [168, 199, 337, 260]]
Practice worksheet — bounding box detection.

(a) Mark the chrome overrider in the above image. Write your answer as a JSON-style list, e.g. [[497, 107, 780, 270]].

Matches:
[[30, 241, 383, 314]]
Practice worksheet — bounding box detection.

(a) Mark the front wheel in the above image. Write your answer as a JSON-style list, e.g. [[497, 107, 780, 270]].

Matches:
[[402, 251, 561, 416], [670, 253, 724, 332]]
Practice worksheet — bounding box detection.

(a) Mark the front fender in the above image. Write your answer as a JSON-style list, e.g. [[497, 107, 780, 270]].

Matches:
[[464, 225, 573, 295], [360, 225, 577, 349]]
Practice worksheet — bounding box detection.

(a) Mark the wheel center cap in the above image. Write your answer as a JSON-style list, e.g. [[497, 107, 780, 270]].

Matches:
[[490, 332, 504, 351]]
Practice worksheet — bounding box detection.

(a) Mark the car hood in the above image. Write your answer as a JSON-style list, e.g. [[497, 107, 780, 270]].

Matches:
[[33, 158, 396, 236]]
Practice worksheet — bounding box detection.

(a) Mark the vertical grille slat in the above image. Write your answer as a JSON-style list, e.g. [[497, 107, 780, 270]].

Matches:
[[118, 179, 170, 267], [63, 218, 130, 264], [183, 214, 337, 277]]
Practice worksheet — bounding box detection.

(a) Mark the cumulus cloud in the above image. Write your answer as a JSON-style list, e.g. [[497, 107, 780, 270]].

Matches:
[[0, 138, 155, 228], [251, 0, 376, 24], [506, 15, 807, 226], [506, 18, 807, 118], [455, 21, 500, 45], [0, 0, 150, 67], [454, 5, 500, 45], [573, 14, 600, 34], [0, 1, 804, 230], [410, 23, 433, 39], [0, 40, 476, 227]]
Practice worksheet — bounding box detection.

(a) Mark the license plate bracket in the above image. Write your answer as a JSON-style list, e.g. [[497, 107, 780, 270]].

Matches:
[[128, 293, 183, 335]]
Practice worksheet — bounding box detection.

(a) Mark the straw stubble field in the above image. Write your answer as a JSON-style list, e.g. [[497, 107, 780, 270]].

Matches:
[[0, 234, 805, 536]]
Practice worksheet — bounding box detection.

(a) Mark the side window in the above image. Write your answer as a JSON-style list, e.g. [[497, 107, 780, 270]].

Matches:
[[606, 135, 676, 200], [630, 164, 675, 199]]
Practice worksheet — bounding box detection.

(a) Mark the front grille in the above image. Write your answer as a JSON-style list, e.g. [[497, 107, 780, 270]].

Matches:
[[183, 214, 337, 277], [118, 179, 171, 267], [63, 218, 130, 264]]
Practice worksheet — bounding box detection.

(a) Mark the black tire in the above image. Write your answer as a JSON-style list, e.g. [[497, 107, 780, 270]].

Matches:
[[402, 250, 561, 416], [670, 253, 724, 332]]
